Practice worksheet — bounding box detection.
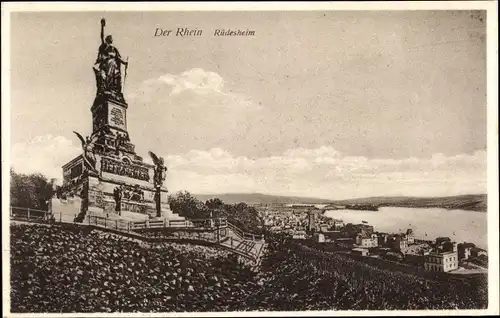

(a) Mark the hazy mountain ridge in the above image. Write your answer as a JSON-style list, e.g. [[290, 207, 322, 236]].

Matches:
[[193, 193, 487, 212], [331, 194, 487, 212], [193, 193, 334, 205]]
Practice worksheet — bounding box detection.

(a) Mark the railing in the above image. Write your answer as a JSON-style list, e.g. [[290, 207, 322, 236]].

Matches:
[[10, 206, 50, 222], [10, 207, 263, 240], [190, 218, 228, 229], [227, 222, 264, 242], [219, 236, 259, 259], [130, 218, 230, 231], [85, 215, 131, 232], [130, 219, 189, 230], [9, 207, 266, 265], [168, 219, 191, 228], [190, 218, 211, 228]]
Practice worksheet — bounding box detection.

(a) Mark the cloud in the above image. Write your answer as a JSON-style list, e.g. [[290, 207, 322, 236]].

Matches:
[[122, 68, 266, 157], [164, 147, 487, 199], [10, 135, 487, 200], [11, 135, 81, 184], [130, 68, 262, 111], [157, 68, 225, 96]]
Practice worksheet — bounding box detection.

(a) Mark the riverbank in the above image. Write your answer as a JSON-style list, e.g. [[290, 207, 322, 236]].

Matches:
[[326, 194, 487, 212], [324, 207, 488, 250]]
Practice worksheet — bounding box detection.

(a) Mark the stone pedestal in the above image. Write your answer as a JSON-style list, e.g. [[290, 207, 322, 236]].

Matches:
[[60, 93, 183, 222]]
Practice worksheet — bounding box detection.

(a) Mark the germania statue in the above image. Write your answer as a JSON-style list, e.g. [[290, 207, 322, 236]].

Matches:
[[93, 18, 128, 99]]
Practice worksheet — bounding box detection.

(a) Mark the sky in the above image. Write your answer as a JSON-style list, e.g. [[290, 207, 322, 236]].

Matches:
[[9, 10, 488, 199]]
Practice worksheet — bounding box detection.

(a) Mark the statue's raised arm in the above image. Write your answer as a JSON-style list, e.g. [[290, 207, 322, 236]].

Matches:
[[100, 18, 106, 44], [93, 17, 128, 101]]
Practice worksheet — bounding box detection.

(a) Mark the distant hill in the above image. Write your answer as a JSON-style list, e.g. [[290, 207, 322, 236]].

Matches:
[[329, 194, 487, 212], [193, 193, 334, 205], [192, 193, 487, 212]]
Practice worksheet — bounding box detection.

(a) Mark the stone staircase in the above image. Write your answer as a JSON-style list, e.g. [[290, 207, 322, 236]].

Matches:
[[220, 223, 266, 263]]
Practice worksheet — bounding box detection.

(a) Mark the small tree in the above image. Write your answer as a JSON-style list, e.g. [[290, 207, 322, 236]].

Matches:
[[205, 198, 225, 218], [167, 191, 209, 219], [10, 169, 55, 210], [205, 198, 224, 211], [224, 202, 263, 234]]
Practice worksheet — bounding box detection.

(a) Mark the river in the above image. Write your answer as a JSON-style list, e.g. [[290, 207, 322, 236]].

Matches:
[[323, 207, 488, 250]]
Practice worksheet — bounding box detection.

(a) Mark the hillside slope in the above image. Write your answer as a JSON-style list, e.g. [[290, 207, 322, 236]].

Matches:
[[10, 224, 487, 312]]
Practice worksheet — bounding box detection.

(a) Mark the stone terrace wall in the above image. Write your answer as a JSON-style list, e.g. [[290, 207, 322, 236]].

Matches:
[[50, 197, 82, 223]]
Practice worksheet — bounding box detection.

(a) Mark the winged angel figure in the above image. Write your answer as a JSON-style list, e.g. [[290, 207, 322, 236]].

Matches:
[[148, 151, 167, 188], [74, 131, 99, 174]]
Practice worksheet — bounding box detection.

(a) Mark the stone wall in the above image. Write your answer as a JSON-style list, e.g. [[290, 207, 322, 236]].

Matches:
[[50, 196, 82, 223]]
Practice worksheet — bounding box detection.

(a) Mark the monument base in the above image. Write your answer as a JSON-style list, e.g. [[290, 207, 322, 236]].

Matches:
[[60, 153, 184, 223], [59, 89, 182, 224]]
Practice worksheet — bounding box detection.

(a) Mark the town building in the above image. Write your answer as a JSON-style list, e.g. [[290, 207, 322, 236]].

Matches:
[[307, 210, 318, 232], [435, 237, 452, 249], [376, 232, 390, 247], [356, 233, 378, 248], [424, 251, 459, 272], [404, 229, 415, 244], [352, 248, 369, 257], [331, 219, 345, 230], [470, 247, 487, 258], [336, 238, 355, 249], [405, 243, 430, 256], [458, 242, 475, 260], [319, 224, 329, 233], [323, 230, 342, 241], [314, 233, 325, 243], [434, 238, 458, 254], [390, 234, 408, 252], [292, 231, 307, 240], [359, 224, 374, 237]]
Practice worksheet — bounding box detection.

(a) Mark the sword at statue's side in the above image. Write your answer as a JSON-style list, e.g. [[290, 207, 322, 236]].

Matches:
[[123, 57, 129, 93]]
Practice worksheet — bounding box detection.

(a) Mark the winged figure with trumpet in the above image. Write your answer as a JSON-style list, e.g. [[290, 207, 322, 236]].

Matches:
[[73, 131, 99, 174], [148, 151, 167, 188]]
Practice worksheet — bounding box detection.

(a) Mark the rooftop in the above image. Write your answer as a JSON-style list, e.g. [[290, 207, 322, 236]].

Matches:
[[471, 247, 486, 252], [459, 242, 476, 248], [429, 250, 457, 256], [352, 248, 369, 252]]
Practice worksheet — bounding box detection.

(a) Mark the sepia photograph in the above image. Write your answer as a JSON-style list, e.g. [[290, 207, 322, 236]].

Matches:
[[2, 2, 498, 317]]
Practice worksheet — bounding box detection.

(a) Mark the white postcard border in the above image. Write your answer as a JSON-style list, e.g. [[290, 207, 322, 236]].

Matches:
[[1, 2, 498, 317]]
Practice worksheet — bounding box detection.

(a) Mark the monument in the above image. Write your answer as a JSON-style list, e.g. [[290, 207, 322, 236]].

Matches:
[[56, 18, 182, 222]]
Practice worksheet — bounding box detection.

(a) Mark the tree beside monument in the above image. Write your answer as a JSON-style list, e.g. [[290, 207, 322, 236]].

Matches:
[[10, 169, 55, 211]]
